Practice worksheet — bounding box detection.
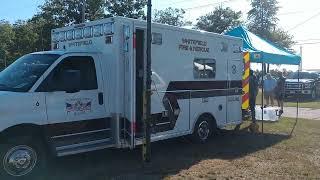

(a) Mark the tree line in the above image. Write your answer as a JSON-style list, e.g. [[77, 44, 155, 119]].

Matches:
[[0, 0, 294, 69]]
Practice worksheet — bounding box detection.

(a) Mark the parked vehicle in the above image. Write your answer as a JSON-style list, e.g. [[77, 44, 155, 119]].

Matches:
[[285, 71, 320, 99], [0, 17, 243, 178]]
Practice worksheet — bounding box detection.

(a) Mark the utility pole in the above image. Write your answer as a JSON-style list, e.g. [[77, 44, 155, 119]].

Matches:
[[299, 46, 303, 71], [82, 0, 86, 23], [261, 63, 264, 134], [142, 0, 152, 163]]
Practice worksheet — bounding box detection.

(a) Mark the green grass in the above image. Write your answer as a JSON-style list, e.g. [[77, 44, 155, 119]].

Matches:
[[255, 89, 320, 109], [251, 117, 320, 153]]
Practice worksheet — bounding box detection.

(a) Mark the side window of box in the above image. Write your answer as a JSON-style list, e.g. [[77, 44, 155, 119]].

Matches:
[[193, 59, 216, 79]]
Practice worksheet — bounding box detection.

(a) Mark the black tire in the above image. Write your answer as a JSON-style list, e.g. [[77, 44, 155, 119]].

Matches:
[[0, 136, 47, 180], [192, 115, 216, 143]]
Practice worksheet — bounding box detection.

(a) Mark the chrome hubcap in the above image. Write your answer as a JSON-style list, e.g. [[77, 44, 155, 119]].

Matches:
[[3, 145, 37, 177], [198, 121, 210, 141]]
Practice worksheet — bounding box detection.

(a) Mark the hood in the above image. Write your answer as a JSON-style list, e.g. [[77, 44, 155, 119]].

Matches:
[[286, 79, 314, 83], [0, 91, 12, 96]]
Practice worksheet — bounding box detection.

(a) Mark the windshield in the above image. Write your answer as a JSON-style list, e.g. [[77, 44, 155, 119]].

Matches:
[[0, 54, 60, 92], [288, 72, 319, 79]]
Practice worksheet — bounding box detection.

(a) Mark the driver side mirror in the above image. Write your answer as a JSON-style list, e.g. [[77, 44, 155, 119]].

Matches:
[[62, 70, 81, 93]]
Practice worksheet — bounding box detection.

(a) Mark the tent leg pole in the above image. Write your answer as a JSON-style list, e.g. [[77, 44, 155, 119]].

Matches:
[[261, 63, 264, 134]]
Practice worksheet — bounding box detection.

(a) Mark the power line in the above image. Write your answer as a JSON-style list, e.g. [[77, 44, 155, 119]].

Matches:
[[160, 0, 226, 7], [184, 0, 234, 11], [278, 10, 306, 16], [165, 0, 194, 6], [296, 38, 320, 42], [154, 0, 222, 11], [288, 10, 320, 31], [278, 8, 320, 16], [295, 41, 320, 45]]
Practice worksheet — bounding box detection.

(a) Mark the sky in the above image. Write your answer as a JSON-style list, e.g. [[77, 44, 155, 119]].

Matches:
[[1, 0, 320, 71]]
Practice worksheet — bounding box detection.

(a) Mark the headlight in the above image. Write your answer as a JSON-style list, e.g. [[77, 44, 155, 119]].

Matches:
[[304, 83, 312, 89]]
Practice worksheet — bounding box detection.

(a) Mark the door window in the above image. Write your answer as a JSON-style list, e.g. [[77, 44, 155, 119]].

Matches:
[[37, 56, 98, 92]]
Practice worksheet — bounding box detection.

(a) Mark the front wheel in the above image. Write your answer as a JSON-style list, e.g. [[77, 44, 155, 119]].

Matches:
[[192, 116, 215, 143], [0, 137, 47, 179]]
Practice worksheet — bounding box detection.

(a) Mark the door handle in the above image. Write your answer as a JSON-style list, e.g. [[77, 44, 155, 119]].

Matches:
[[98, 92, 104, 105]]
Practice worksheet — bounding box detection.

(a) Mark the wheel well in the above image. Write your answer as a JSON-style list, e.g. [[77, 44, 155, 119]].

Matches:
[[0, 124, 54, 162], [0, 124, 45, 142], [193, 113, 217, 132]]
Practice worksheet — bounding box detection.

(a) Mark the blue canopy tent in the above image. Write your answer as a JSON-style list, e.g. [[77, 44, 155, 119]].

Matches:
[[225, 26, 301, 134], [225, 26, 301, 65]]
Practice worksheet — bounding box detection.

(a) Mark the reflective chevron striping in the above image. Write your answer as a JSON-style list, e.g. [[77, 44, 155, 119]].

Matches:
[[242, 99, 249, 110], [242, 52, 250, 110]]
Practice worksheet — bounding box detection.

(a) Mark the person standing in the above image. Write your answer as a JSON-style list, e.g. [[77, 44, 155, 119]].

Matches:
[[249, 70, 259, 122], [263, 73, 277, 106], [275, 72, 286, 115]]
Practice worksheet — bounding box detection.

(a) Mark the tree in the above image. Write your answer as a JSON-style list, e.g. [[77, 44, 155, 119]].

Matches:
[[29, 0, 147, 51], [0, 20, 15, 67], [153, 7, 186, 26], [0, 20, 40, 67], [9, 20, 39, 62], [28, 16, 54, 51], [269, 28, 295, 49], [196, 6, 242, 34], [247, 0, 294, 48], [247, 0, 278, 39], [105, 0, 147, 19], [38, 0, 106, 26], [38, 0, 147, 25], [0, 0, 148, 68]]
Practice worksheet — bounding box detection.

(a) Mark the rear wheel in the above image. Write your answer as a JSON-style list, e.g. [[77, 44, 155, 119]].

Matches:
[[192, 115, 216, 143], [0, 137, 47, 179]]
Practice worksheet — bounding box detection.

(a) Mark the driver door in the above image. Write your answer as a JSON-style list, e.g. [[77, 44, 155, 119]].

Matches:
[[38, 54, 111, 154]]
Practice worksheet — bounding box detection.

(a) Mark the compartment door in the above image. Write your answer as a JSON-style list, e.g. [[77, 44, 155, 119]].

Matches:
[[226, 60, 242, 123]]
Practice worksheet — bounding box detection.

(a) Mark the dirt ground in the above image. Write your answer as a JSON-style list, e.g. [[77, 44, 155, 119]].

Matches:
[[37, 118, 320, 180]]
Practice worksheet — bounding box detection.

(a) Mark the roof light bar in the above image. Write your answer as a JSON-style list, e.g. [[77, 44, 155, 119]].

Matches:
[[75, 28, 83, 39], [66, 30, 74, 40], [104, 23, 114, 35], [83, 26, 92, 38], [59, 31, 66, 42], [93, 24, 103, 37]]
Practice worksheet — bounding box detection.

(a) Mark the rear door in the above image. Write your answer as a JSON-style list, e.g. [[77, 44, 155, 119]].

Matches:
[[226, 59, 242, 123], [38, 54, 112, 154]]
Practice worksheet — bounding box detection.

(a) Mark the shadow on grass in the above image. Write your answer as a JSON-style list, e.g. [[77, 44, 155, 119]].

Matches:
[[45, 130, 288, 180]]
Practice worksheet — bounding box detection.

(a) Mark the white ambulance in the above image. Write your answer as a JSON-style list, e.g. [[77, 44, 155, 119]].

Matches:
[[0, 17, 243, 178]]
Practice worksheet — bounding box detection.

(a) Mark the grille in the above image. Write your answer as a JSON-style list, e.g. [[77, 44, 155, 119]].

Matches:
[[285, 83, 303, 90]]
